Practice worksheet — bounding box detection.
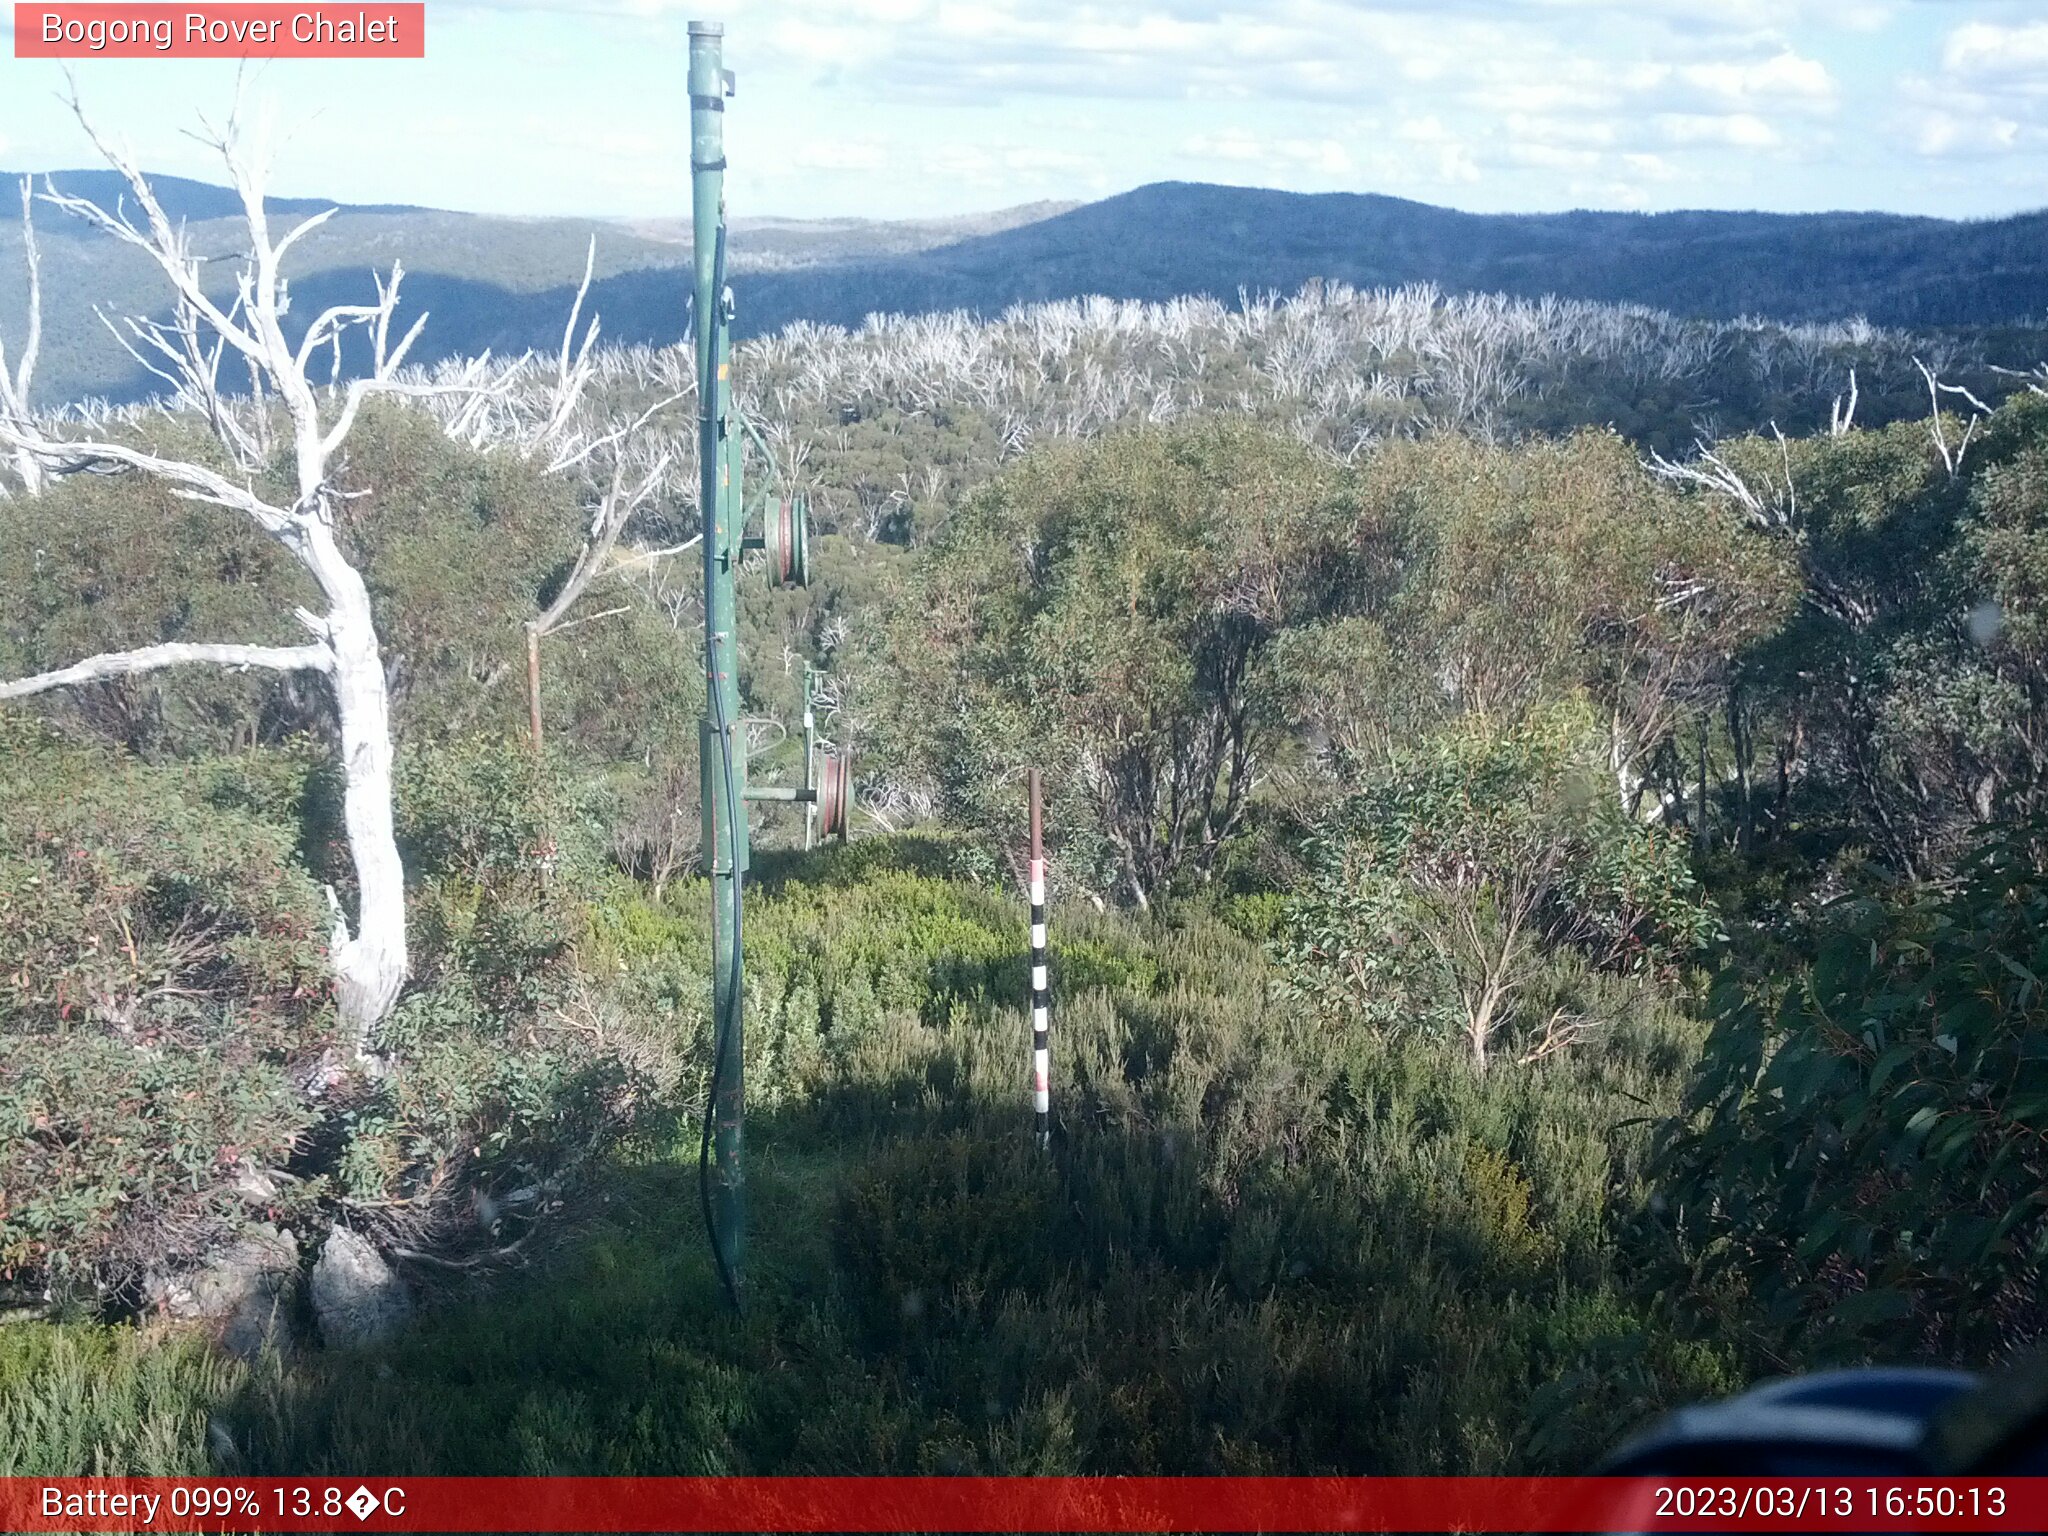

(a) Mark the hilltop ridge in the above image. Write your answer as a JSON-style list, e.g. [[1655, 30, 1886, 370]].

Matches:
[[3, 175, 2045, 403]]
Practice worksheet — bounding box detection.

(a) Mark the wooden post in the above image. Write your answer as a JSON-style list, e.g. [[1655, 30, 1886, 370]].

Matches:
[[802, 665, 817, 851], [1028, 768, 1050, 1150], [525, 626, 544, 752]]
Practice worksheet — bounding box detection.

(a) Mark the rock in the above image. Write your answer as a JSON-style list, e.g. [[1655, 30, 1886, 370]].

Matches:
[[310, 1226, 412, 1349], [233, 1164, 279, 1205], [143, 1224, 300, 1360]]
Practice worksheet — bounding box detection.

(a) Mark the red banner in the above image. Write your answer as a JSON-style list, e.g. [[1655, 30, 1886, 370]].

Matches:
[[13, 4, 424, 58], [3, 1477, 2047, 1532]]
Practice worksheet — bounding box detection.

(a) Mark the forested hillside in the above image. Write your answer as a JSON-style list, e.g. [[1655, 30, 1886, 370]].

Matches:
[[727, 183, 2048, 335], [6, 171, 2048, 407], [5, 156, 2048, 1479]]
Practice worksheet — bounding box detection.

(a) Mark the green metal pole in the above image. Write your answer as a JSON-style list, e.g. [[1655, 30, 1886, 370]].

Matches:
[[690, 17, 744, 1307]]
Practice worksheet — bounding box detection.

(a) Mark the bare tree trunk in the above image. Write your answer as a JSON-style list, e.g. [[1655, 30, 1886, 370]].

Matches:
[[315, 538, 408, 1037], [521, 448, 674, 756], [0, 176, 44, 496], [1728, 684, 1754, 853], [1469, 992, 1494, 1074]]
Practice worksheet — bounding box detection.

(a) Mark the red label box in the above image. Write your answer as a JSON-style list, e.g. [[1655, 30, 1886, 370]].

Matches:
[[14, 3, 425, 57]]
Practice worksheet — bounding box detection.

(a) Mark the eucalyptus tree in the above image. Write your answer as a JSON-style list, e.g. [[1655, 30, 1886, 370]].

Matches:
[[887, 419, 1381, 908]]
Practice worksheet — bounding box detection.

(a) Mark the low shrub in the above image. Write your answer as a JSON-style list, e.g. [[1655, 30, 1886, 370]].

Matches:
[[1276, 702, 1714, 1071], [0, 722, 332, 1288], [1653, 816, 2048, 1364]]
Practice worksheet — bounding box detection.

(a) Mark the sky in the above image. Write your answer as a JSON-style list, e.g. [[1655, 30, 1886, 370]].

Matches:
[[0, 0, 2045, 222]]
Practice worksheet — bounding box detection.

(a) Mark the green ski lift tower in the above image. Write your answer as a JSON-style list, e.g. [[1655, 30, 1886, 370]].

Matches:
[[690, 18, 850, 1309]]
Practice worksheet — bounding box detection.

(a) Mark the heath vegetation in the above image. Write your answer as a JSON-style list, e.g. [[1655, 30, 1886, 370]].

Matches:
[[2, 142, 2046, 1477]]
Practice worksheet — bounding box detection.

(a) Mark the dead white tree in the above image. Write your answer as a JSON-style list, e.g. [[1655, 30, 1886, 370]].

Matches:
[[0, 94, 498, 1057], [508, 258, 691, 750], [1829, 368, 1858, 436], [1915, 357, 1993, 480], [0, 176, 44, 495], [522, 443, 676, 750], [1990, 361, 2048, 398], [1644, 437, 1788, 530]]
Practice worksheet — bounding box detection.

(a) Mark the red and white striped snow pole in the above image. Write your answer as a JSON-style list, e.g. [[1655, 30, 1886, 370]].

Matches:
[[1028, 767, 1051, 1150]]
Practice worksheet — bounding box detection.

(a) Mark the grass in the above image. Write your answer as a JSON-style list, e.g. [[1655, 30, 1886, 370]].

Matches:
[[1, 841, 1745, 1478]]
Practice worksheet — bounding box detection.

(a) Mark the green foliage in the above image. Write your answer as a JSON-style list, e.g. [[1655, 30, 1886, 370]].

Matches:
[[397, 735, 614, 1015], [4, 847, 1730, 1478], [14, 274, 2048, 1484], [1869, 400, 2048, 851], [1653, 817, 2048, 1364], [0, 418, 321, 755], [0, 405, 690, 769], [0, 722, 674, 1294], [0, 721, 331, 1283], [341, 405, 694, 760], [0, 1323, 238, 1475], [1328, 430, 1798, 801], [880, 419, 1380, 905], [1279, 705, 1713, 1069]]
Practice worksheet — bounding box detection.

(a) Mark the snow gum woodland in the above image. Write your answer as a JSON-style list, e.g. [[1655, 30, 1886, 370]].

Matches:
[[2, 130, 2048, 1481]]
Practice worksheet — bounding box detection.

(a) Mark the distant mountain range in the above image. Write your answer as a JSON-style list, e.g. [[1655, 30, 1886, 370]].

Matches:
[[3, 174, 2045, 405]]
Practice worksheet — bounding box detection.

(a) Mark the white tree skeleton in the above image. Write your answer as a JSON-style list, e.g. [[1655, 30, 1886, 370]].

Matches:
[[0, 177, 44, 496], [0, 90, 507, 1056]]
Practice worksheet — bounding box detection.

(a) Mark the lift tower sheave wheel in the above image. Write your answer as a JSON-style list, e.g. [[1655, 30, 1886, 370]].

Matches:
[[817, 751, 853, 842], [762, 494, 811, 589]]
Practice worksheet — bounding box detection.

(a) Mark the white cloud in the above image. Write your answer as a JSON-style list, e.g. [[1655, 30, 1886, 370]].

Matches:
[[1942, 21, 2048, 91], [1913, 110, 2022, 158], [1182, 131, 1262, 163], [1505, 142, 1603, 171], [1395, 114, 1480, 180], [767, 17, 889, 67], [1656, 111, 1782, 148], [1543, 0, 1887, 33], [1181, 131, 1353, 177], [1898, 16, 2048, 164], [1503, 113, 1618, 149], [1678, 50, 1837, 111], [792, 139, 890, 172], [1569, 177, 1657, 209], [1279, 137, 1354, 175], [834, 0, 930, 21], [5, 0, 2037, 222]]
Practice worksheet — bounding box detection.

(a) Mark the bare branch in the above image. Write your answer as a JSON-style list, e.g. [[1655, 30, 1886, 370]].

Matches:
[[0, 421, 299, 534], [1644, 437, 1792, 530], [45, 87, 267, 365], [531, 448, 671, 638], [1990, 362, 2048, 399], [0, 640, 329, 699], [272, 203, 338, 269], [27, 83, 417, 1045], [1916, 356, 1992, 480], [1771, 421, 1798, 530], [0, 176, 44, 494], [543, 389, 684, 477], [8, 176, 42, 408], [543, 602, 630, 639], [605, 534, 703, 575]]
